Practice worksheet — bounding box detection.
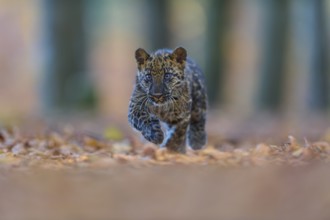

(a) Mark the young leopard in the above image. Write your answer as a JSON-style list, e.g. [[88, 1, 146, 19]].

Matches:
[[128, 47, 207, 153]]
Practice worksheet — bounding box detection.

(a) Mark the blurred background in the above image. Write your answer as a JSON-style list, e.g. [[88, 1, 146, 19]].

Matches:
[[0, 0, 329, 123]]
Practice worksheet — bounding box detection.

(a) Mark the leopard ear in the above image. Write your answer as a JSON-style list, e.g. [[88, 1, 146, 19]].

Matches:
[[170, 47, 187, 64], [135, 48, 150, 66]]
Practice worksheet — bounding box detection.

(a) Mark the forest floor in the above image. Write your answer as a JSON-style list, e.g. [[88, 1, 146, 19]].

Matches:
[[0, 115, 329, 220]]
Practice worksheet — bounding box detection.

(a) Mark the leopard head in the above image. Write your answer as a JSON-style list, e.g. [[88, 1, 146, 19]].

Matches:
[[134, 47, 187, 104]]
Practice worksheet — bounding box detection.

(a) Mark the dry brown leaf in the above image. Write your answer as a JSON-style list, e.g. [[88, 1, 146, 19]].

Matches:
[[254, 143, 271, 156]]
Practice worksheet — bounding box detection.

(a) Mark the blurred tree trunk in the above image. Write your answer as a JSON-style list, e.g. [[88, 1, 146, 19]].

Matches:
[[42, 0, 97, 114], [308, 0, 329, 111], [257, 0, 289, 112], [146, 0, 170, 49], [205, 0, 231, 106]]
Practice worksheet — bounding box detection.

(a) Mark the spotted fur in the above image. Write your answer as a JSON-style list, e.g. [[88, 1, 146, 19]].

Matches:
[[128, 47, 207, 153]]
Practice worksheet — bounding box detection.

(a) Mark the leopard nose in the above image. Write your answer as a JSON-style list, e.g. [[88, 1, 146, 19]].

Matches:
[[152, 93, 163, 99]]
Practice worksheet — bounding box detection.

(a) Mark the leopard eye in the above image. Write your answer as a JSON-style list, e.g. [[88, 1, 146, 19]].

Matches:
[[145, 74, 152, 82], [164, 73, 172, 80]]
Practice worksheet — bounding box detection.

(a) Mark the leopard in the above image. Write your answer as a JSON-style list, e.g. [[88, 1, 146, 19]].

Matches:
[[128, 47, 207, 153]]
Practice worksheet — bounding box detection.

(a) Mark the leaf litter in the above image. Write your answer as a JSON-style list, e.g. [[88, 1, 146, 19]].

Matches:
[[0, 125, 329, 169]]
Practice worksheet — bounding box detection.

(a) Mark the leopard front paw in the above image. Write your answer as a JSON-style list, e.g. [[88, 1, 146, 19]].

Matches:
[[188, 130, 206, 150], [142, 126, 164, 145]]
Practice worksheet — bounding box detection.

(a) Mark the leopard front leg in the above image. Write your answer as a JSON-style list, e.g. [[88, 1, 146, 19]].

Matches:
[[128, 96, 164, 145], [141, 118, 164, 144], [163, 117, 190, 153]]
